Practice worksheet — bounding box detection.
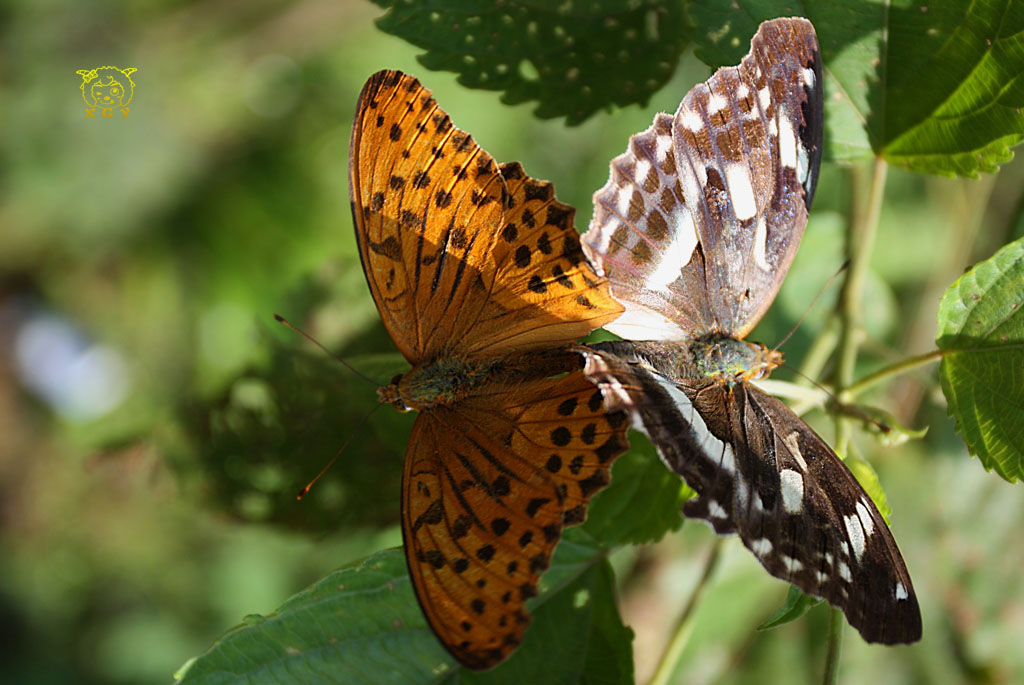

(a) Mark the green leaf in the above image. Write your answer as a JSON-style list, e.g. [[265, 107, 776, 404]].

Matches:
[[758, 585, 823, 632], [176, 535, 632, 684], [937, 237, 1024, 482], [371, 0, 689, 125], [463, 543, 634, 684], [847, 455, 893, 523], [690, 0, 1024, 175], [582, 435, 690, 547]]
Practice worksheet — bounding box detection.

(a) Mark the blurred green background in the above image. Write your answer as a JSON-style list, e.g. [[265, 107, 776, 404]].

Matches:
[[2, 2, 1024, 683]]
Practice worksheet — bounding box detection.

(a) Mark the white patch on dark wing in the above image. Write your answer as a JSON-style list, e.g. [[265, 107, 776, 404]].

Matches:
[[778, 111, 798, 170], [726, 163, 757, 221], [735, 477, 750, 513], [758, 86, 770, 111], [616, 185, 632, 216], [736, 82, 749, 100], [681, 108, 703, 132], [779, 469, 804, 513], [838, 561, 852, 583], [855, 499, 875, 538], [796, 139, 810, 184], [816, 570, 829, 584], [707, 92, 727, 114], [751, 538, 773, 557], [802, 67, 816, 87], [654, 132, 672, 162], [647, 208, 698, 289], [717, 443, 736, 474], [634, 159, 651, 186], [844, 513, 867, 562], [783, 431, 808, 470], [782, 555, 803, 574], [708, 500, 728, 519], [753, 215, 770, 270], [605, 307, 689, 341], [895, 582, 909, 600]]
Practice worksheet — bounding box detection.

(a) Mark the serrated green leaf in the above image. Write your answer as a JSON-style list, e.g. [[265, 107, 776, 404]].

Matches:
[[176, 535, 631, 684], [690, 0, 1024, 176], [463, 550, 634, 685], [582, 435, 690, 547], [758, 585, 823, 631], [371, 0, 689, 125], [937, 237, 1024, 482]]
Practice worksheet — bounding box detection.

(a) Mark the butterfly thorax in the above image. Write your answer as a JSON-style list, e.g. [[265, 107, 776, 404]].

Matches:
[[377, 357, 498, 411], [689, 334, 783, 385]]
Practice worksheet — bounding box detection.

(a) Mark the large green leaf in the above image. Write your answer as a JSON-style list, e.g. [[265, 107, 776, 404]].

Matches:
[[690, 0, 1024, 175], [370, 0, 689, 124], [937, 237, 1024, 482], [582, 435, 689, 547], [175, 533, 632, 684]]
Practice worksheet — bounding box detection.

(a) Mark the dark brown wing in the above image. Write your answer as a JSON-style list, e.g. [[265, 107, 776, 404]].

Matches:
[[582, 341, 921, 644]]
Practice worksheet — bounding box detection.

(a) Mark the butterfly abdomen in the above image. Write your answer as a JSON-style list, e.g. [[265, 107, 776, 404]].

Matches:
[[384, 357, 498, 410]]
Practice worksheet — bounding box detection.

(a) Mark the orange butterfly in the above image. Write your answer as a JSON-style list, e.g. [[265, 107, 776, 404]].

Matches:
[[349, 70, 628, 669]]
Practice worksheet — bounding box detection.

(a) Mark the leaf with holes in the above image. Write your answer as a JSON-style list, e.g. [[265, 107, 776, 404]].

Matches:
[[937, 237, 1024, 482], [176, 536, 632, 684], [370, 0, 689, 125], [690, 0, 1024, 175]]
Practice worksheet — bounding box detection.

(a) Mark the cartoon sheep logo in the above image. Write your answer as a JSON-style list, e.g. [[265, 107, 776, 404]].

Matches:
[[76, 66, 137, 117]]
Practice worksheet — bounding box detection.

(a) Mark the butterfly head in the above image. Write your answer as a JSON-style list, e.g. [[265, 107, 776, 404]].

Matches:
[[377, 374, 412, 412], [690, 333, 782, 385]]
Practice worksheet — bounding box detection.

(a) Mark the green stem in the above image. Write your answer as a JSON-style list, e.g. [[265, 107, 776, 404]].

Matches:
[[835, 158, 888, 455], [648, 540, 722, 685], [821, 607, 844, 685], [823, 157, 887, 681], [796, 314, 841, 387], [843, 349, 945, 398]]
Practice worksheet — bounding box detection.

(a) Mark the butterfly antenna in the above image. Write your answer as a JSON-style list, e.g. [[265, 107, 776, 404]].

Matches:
[[296, 402, 385, 500], [772, 259, 850, 352], [775, 363, 892, 434], [274, 314, 383, 386]]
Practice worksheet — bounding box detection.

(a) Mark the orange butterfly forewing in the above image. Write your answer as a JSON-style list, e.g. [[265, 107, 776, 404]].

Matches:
[[349, 70, 627, 669]]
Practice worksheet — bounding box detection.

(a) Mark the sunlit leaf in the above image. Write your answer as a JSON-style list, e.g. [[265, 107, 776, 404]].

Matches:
[[848, 455, 893, 523], [759, 585, 823, 632], [937, 237, 1024, 482], [371, 0, 689, 124], [690, 0, 1024, 175], [176, 535, 631, 684]]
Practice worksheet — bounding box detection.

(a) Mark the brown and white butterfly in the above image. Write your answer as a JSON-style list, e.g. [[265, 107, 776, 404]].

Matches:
[[579, 18, 922, 644]]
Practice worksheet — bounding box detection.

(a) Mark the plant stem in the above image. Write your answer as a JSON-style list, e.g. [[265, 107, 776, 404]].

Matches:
[[823, 157, 887, 682], [648, 540, 722, 685], [843, 349, 945, 398], [821, 607, 844, 685], [835, 158, 888, 455]]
